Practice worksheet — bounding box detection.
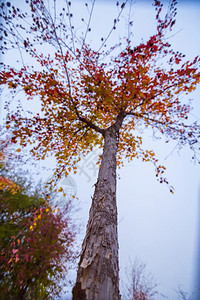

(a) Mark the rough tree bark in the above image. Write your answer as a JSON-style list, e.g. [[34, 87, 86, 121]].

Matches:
[[73, 114, 125, 300]]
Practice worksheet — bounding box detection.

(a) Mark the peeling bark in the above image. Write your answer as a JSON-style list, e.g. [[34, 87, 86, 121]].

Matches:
[[73, 121, 123, 300]]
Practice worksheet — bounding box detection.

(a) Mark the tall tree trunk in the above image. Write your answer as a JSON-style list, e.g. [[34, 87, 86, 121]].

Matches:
[[73, 124, 121, 300]]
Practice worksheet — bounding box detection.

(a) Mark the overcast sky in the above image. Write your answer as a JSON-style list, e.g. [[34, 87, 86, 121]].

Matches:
[[1, 0, 200, 299]]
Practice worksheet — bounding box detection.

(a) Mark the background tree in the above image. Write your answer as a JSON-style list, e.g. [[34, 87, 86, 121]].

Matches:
[[0, 158, 77, 299], [0, 0, 200, 299], [122, 258, 158, 300], [175, 286, 195, 300]]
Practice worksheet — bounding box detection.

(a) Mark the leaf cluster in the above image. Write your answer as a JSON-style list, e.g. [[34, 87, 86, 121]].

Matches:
[[0, 168, 77, 299]]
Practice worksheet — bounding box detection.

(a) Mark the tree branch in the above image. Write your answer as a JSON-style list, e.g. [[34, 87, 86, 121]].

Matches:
[[127, 77, 194, 116], [97, 0, 129, 53], [81, 0, 96, 53], [74, 107, 105, 135]]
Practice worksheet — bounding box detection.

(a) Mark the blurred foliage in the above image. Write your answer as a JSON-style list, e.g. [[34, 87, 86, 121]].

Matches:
[[0, 159, 77, 299]]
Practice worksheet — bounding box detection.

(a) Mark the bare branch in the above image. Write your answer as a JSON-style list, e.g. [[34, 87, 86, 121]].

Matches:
[[81, 0, 96, 53], [97, 0, 129, 53]]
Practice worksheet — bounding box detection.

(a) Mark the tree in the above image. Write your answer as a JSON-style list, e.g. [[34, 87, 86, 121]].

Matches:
[[175, 286, 195, 300], [0, 158, 77, 299], [0, 0, 200, 299], [122, 258, 158, 300]]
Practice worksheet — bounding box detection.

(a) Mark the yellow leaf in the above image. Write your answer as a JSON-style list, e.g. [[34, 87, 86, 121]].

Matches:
[[30, 225, 33, 230]]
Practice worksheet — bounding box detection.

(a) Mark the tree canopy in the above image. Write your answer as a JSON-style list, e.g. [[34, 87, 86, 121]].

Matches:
[[0, 0, 199, 190]]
